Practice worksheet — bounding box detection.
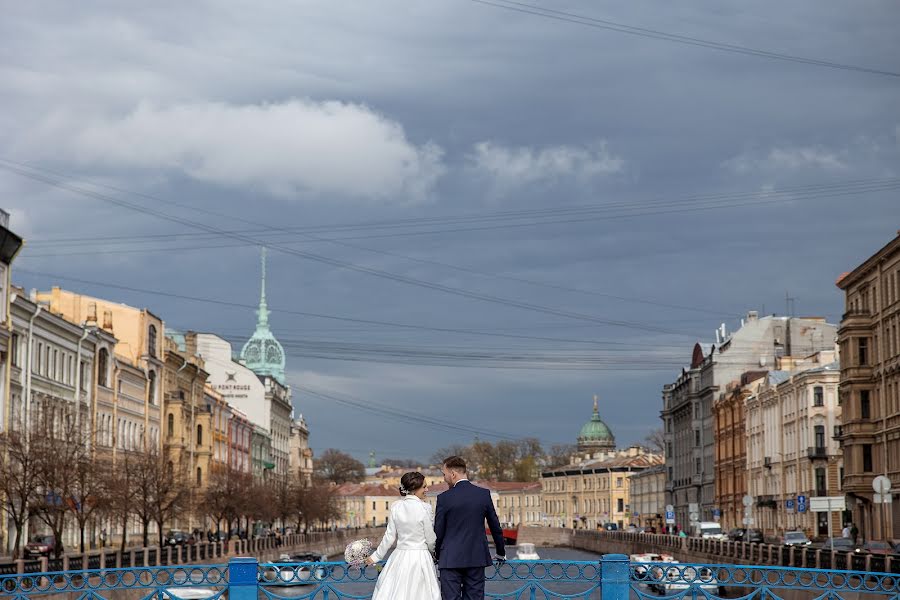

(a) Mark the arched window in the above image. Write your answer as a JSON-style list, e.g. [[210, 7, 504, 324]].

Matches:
[[147, 371, 157, 406], [196, 467, 202, 486], [148, 325, 157, 358], [197, 424, 203, 446], [167, 413, 174, 438], [97, 349, 109, 387]]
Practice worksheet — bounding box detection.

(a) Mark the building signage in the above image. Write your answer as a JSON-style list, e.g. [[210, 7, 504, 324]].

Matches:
[[809, 496, 846, 512]]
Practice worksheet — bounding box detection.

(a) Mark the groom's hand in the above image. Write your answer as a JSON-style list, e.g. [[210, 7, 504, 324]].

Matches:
[[493, 555, 506, 564]]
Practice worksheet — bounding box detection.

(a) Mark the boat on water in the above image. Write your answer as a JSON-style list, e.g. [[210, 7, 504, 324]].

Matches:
[[515, 543, 540, 560]]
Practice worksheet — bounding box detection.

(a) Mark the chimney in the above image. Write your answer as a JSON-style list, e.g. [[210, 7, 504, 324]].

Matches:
[[747, 310, 759, 321], [86, 302, 98, 327], [102, 310, 114, 331]]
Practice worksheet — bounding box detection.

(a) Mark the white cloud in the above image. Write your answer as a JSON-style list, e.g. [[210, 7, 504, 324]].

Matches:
[[724, 145, 847, 174], [15, 99, 446, 202], [467, 140, 624, 191]]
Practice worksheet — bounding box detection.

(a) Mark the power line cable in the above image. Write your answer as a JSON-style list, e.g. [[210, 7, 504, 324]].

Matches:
[[467, 0, 900, 79], [10, 158, 895, 319], [0, 161, 694, 335], [15, 267, 696, 346]]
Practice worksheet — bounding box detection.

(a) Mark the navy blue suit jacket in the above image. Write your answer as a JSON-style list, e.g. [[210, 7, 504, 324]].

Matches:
[[434, 480, 506, 569]]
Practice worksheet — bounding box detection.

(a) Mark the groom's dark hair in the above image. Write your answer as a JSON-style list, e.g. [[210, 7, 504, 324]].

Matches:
[[442, 456, 467, 473]]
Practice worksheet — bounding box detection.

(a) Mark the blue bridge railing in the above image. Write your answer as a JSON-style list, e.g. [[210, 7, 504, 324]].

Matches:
[[0, 554, 896, 599]]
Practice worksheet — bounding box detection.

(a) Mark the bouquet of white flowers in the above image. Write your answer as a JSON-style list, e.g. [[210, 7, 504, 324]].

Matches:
[[344, 538, 374, 566]]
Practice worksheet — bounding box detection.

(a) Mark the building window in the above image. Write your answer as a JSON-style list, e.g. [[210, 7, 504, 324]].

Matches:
[[696, 458, 702, 474], [814, 425, 825, 449], [197, 424, 203, 446], [858, 338, 868, 366], [694, 430, 701, 446], [148, 370, 157, 406], [616, 477, 623, 488], [196, 467, 202, 486], [167, 413, 174, 438], [861, 390, 871, 419], [617, 498, 624, 512], [813, 386, 824, 407], [815, 468, 826, 496], [148, 325, 158, 358], [11, 333, 19, 367], [863, 444, 874, 473], [98, 349, 109, 387]]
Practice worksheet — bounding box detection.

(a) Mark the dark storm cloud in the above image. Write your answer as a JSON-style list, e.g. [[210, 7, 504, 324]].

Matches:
[[3, 0, 899, 462]]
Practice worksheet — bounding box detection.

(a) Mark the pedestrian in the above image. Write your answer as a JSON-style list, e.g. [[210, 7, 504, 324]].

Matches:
[[850, 523, 859, 544], [99, 528, 107, 548], [841, 523, 850, 538]]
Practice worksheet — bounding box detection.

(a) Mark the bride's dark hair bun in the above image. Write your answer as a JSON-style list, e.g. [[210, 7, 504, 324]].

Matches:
[[399, 472, 426, 496]]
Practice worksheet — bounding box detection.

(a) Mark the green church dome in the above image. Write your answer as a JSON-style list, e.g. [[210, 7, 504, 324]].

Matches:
[[577, 395, 615, 450]]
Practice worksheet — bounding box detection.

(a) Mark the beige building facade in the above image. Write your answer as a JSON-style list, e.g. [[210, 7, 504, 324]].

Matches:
[[745, 351, 843, 538], [289, 416, 314, 486], [629, 464, 666, 531], [333, 484, 402, 528], [542, 447, 663, 529], [836, 232, 900, 541]]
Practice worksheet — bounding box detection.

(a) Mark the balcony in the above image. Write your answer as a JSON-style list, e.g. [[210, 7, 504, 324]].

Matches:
[[840, 308, 872, 328], [807, 446, 828, 460]]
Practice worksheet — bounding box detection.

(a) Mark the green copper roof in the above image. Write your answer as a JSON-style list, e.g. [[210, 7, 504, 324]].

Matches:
[[240, 247, 286, 384], [578, 396, 615, 443]]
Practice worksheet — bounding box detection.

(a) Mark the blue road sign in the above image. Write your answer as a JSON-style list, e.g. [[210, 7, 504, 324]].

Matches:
[[786, 499, 795, 509], [665, 511, 676, 523], [797, 495, 807, 503], [712, 508, 721, 517]]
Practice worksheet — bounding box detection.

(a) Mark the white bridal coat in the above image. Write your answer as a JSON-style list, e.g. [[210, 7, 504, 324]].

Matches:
[[369, 495, 441, 600]]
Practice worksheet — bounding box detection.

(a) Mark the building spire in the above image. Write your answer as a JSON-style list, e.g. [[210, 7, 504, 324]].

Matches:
[[593, 394, 599, 415], [257, 247, 269, 328]]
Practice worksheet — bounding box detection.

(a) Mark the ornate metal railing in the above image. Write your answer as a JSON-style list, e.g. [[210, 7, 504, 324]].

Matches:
[[0, 554, 895, 600]]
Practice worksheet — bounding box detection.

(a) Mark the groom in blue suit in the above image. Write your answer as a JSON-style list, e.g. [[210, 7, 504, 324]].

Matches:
[[434, 456, 506, 600]]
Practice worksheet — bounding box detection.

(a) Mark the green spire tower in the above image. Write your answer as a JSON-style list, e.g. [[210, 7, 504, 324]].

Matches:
[[240, 247, 286, 384]]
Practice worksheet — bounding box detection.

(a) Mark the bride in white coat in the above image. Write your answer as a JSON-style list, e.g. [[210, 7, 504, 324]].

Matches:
[[365, 472, 440, 600]]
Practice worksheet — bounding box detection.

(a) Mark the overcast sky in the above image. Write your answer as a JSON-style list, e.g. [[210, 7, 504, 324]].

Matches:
[[3, 1, 899, 464]]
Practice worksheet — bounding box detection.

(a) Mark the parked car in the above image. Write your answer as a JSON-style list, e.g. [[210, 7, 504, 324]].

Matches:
[[744, 529, 764, 543], [166, 530, 192, 546], [24, 534, 56, 558], [782, 531, 811, 546], [859, 541, 893, 555], [602, 523, 619, 531], [815, 537, 859, 552], [727, 528, 745, 541]]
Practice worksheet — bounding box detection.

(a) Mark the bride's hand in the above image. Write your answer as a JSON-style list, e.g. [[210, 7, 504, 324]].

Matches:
[[364, 557, 375, 566]]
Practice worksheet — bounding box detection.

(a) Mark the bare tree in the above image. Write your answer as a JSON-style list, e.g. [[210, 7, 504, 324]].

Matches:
[[203, 466, 249, 539], [314, 449, 365, 485], [107, 452, 138, 552], [0, 422, 39, 558], [150, 456, 188, 547], [643, 428, 665, 454], [295, 482, 340, 532], [69, 451, 111, 552], [30, 411, 86, 558], [546, 444, 576, 468]]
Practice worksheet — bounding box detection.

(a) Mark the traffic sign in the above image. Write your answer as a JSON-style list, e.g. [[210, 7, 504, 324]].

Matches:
[[874, 475, 892, 494], [875, 493, 893, 504], [742, 517, 754, 525], [786, 499, 795, 514], [797, 495, 807, 503], [666, 504, 674, 513], [665, 511, 675, 524], [712, 508, 721, 517], [742, 495, 754, 507], [689, 503, 699, 512], [810, 496, 845, 512]]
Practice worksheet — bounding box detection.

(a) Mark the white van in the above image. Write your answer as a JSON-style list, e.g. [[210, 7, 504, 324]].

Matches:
[[692, 521, 726, 540]]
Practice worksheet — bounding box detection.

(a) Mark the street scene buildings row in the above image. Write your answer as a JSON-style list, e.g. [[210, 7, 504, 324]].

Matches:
[[663, 231, 900, 543], [0, 211, 313, 554]]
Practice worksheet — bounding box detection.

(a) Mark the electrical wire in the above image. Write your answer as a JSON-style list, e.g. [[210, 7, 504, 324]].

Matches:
[[467, 0, 900, 79]]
